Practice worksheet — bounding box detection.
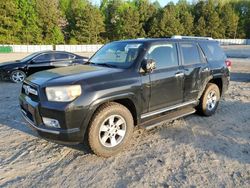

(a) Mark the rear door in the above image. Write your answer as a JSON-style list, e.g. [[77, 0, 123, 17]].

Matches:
[[53, 52, 75, 67], [147, 42, 184, 112], [179, 42, 210, 102]]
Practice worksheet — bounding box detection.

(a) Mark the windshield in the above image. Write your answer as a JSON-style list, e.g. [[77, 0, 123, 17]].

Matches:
[[20, 52, 40, 62], [89, 42, 143, 68]]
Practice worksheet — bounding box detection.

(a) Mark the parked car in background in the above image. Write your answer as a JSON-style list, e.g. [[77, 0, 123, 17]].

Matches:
[[0, 51, 88, 83]]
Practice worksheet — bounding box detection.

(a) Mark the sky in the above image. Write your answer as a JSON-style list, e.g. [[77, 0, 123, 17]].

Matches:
[[91, 0, 183, 7]]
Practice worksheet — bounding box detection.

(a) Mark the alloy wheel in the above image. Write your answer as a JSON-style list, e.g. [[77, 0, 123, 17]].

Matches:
[[99, 115, 127, 148], [206, 90, 217, 111], [11, 71, 26, 83]]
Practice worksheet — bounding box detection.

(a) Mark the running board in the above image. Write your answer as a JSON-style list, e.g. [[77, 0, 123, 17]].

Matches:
[[141, 100, 197, 119], [139, 106, 196, 130]]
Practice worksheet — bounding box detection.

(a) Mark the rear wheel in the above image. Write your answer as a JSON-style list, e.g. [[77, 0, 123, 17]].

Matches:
[[10, 70, 26, 83], [88, 102, 134, 157], [197, 83, 220, 116]]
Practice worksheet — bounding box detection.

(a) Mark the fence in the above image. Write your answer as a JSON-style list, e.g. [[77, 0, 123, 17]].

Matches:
[[217, 39, 250, 45], [0, 45, 53, 53], [0, 40, 249, 53], [55, 45, 103, 53]]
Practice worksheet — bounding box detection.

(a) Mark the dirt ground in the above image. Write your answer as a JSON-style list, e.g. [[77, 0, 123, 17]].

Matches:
[[0, 49, 250, 187]]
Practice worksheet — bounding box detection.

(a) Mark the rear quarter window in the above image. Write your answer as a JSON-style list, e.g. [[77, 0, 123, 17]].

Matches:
[[180, 43, 201, 65], [199, 42, 226, 61]]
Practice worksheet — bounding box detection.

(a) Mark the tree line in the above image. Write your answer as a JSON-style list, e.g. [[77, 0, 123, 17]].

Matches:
[[0, 0, 249, 44]]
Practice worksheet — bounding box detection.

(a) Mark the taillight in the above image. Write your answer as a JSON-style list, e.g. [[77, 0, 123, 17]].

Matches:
[[225, 60, 232, 71]]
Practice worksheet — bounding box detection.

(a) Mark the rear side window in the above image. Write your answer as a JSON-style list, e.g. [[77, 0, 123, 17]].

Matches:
[[180, 43, 201, 65], [147, 43, 178, 69], [199, 42, 226, 61], [54, 53, 71, 60]]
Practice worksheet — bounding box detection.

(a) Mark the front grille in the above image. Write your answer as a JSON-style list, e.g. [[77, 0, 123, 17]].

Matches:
[[22, 82, 39, 102]]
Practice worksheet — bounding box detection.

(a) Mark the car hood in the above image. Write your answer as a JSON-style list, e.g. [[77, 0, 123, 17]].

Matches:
[[26, 64, 122, 86], [0, 61, 24, 69]]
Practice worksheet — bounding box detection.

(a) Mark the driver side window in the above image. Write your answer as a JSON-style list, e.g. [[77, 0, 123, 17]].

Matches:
[[147, 43, 178, 69]]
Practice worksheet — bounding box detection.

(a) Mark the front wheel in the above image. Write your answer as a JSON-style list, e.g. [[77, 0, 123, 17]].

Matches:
[[197, 83, 220, 116], [10, 70, 26, 83], [88, 102, 134, 157]]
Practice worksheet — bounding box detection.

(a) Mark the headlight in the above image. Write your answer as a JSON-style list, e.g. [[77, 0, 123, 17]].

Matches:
[[46, 85, 82, 102]]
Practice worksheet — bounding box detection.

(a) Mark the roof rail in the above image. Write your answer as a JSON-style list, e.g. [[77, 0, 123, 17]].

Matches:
[[171, 35, 213, 40]]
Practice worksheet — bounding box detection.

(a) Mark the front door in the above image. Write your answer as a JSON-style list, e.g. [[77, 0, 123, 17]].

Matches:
[[147, 42, 184, 112], [179, 42, 210, 102], [27, 53, 54, 75]]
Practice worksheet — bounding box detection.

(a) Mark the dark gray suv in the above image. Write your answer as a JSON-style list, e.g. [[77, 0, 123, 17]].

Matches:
[[19, 36, 231, 157]]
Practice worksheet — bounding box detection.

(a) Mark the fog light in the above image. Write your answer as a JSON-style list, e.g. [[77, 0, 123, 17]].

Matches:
[[42, 117, 60, 128]]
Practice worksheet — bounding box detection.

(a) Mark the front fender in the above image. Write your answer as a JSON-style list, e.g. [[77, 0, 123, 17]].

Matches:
[[79, 92, 140, 139]]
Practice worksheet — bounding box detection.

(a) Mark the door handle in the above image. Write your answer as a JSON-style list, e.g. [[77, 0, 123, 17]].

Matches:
[[175, 72, 184, 77]]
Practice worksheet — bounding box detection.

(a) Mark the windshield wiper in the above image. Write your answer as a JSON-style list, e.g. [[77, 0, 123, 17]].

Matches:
[[95, 63, 117, 68], [85, 61, 95, 65], [85, 61, 117, 68]]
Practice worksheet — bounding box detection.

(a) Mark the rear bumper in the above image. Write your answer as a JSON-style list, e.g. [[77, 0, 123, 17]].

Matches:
[[19, 93, 85, 144], [222, 75, 230, 95]]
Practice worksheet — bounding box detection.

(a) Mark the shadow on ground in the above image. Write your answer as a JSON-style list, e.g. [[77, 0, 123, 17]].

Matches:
[[231, 72, 250, 82], [158, 101, 250, 164]]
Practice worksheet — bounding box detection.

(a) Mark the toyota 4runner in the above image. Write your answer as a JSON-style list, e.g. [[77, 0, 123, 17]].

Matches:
[[19, 36, 231, 157]]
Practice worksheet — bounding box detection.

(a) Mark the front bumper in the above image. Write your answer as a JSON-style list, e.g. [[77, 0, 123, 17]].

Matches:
[[19, 93, 84, 144], [0, 69, 10, 80]]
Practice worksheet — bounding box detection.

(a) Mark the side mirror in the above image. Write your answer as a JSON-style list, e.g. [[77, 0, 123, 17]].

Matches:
[[141, 59, 156, 73]]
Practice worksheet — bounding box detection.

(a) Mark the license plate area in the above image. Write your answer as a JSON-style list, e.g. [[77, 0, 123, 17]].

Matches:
[[21, 106, 34, 123], [20, 100, 38, 125]]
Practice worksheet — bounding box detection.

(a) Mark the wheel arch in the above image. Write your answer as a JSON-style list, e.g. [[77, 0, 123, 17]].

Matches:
[[81, 93, 140, 140], [208, 78, 223, 96], [197, 76, 223, 100]]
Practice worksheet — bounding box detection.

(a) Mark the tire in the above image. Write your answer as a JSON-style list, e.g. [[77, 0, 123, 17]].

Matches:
[[88, 102, 134, 157], [10, 70, 26, 83], [197, 83, 220, 116]]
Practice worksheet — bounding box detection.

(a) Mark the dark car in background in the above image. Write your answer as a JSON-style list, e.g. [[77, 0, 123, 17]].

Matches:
[[0, 51, 88, 83]]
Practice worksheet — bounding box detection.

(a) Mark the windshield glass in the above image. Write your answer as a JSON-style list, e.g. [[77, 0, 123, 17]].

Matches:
[[89, 42, 143, 68], [20, 52, 40, 62]]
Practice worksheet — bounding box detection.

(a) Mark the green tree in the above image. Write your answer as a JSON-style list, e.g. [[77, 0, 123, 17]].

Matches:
[[62, 0, 87, 42], [134, 0, 157, 37], [73, 3, 105, 44], [220, 3, 239, 38], [17, 0, 42, 44], [103, 0, 141, 41], [193, 0, 224, 38], [232, 0, 250, 38], [195, 16, 207, 36], [0, 0, 21, 44], [118, 6, 141, 39], [207, 10, 224, 38], [149, 3, 184, 37], [35, 0, 65, 44], [177, 0, 194, 35]]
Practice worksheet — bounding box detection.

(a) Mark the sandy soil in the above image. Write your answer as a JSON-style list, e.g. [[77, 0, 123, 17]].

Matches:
[[0, 51, 250, 187]]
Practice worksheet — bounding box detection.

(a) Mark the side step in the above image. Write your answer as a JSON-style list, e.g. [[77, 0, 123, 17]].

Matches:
[[139, 106, 196, 130]]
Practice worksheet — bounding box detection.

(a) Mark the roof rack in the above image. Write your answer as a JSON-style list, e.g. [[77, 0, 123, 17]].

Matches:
[[171, 35, 213, 40]]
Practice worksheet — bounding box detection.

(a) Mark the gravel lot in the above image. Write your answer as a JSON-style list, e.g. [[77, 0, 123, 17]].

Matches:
[[0, 48, 249, 187]]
